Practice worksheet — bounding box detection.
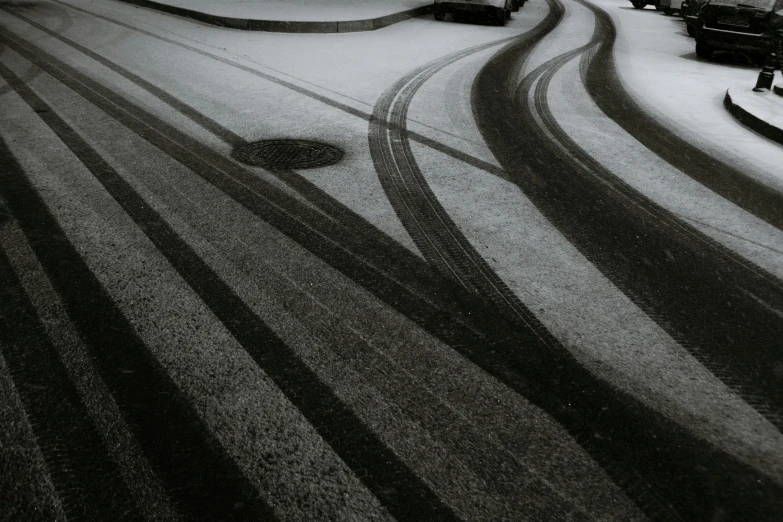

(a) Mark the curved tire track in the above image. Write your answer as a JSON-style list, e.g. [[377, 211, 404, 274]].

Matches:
[[368, 30, 559, 341], [472, 0, 783, 519], [583, 0, 783, 232], [485, 0, 783, 430]]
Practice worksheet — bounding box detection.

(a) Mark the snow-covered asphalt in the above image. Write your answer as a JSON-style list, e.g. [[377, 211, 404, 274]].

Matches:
[[1, 0, 782, 520]]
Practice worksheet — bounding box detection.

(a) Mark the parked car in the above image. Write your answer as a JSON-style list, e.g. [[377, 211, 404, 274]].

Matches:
[[695, 0, 783, 60], [659, 0, 685, 14], [629, 0, 663, 9], [434, 0, 513, 25], [681, 0, 710, 35]]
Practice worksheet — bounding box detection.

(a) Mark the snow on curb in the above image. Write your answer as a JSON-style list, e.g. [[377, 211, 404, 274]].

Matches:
[[724, 84, 783, 147]]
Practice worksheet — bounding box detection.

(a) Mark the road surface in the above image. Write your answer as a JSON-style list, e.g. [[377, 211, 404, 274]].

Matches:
[[1, 0, 782, 520]]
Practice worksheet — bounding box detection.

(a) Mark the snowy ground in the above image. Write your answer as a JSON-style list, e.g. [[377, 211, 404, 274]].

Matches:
[[1, 0, 782, 519]]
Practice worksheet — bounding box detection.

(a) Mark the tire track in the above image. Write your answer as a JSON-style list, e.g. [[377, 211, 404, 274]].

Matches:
[[376, 1, 783, 519], [0, 99, 275, 520], [1, 3, 530, 347], [48, 0, 506, 177], [1, 201, 181, 520], [368, 33, 556, 339], [5, 7, 783, 522], [550, 34, 783, 427], [472, 0, 783, 519], [0, 46, 463, 522], [0, 18, 641, 517], [0, 21, 488, 331], [487, 0, 783, 430], [583, 0, 783, 231], [0, 219, 141, 521]]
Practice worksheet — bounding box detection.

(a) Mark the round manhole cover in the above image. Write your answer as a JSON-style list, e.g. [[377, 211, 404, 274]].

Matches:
[[232, 139, 343, 169]]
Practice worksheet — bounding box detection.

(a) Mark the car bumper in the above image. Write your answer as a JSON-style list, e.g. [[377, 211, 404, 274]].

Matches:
[[435, 1, 506, 11], [699, 27, 775, 52]]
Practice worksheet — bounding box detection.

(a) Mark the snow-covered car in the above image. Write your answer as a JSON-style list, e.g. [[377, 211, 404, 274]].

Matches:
[[629, 0, 662, 9], [434, 0, 513, 25], [695, 0, 783, 60]]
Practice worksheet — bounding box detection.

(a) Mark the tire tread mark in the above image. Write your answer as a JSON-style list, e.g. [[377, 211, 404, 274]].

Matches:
[[0, 57, 278, 522], [0, 30, 463, 522], [522, 0, 783, 430], [0, 230, 141, 522], [583, 0, 783, 231], [47, 0, 508, 181], [368, 31, 558, 347], [472, 1, 783, 519], [0, 4, 483, 323]]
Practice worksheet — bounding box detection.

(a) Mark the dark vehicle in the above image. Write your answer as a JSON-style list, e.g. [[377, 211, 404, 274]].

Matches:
[[434, 0, 513, 25], [695, 0, 783, 59], [682, 0, 710, 35], [629, 0, 663, 9], [659, 0, 684, 14]]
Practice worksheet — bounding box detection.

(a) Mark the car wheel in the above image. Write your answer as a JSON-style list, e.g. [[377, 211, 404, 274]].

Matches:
[[686, 23, 695, 36], [494, 7, 506, 25], [506, 7, 512, 19], [434, 7, 445, 21], [511, 0, 520, 11], [695, 41, 712, 59], [631, 0, 646, 8], [663, 7, 673, 14]]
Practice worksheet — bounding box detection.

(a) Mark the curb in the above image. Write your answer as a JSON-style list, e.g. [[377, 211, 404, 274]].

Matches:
[[724, 87, 783, 147], [116, 0, 434, 32]]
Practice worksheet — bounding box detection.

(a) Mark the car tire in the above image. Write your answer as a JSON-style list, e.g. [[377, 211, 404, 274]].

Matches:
[[434, 7, 445, 21], [631, 0, 646, 8], [506, 7, 512, 19], [686, 23, 695, 36], [695, 41, 712, 59], [511, 0, 520, 11], [663, 7, 673, 14], [494, 7, 506, 25]]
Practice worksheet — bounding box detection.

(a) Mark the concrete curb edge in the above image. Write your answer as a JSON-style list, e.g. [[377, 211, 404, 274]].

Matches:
[[724, 88, 783, 147], [115, 0, 434, 32]]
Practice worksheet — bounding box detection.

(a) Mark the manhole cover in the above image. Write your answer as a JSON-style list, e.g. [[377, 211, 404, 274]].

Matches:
[[232, 139, 343, 169]]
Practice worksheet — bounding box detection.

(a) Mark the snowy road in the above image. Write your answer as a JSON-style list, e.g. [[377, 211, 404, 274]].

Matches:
[[1, 0, 782, 520]]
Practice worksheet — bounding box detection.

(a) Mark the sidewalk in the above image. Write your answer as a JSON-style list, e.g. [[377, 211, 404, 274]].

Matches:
[[725, 82, 783, 147], [115, 0, 434, 32]]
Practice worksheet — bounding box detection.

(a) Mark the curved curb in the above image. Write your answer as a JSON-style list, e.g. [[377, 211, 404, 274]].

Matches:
[[116, 0, 434, 32], [724, 86, 783, 147]]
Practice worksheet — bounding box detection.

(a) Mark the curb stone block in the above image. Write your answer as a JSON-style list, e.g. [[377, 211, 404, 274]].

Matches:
[[115, 0, 432, 33], [724, 88, 783, 147], [338, 20, 374, 32]]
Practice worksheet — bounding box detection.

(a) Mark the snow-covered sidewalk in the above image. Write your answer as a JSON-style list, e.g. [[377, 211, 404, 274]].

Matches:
[[115, 0, 434, 32]]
